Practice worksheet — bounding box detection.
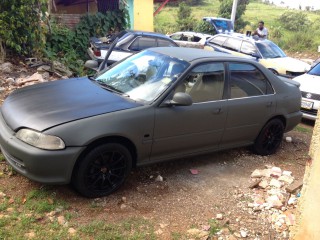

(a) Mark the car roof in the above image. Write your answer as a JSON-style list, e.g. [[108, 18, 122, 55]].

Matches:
[[125, 30, 172, 39], [149, 47, 242, 62], [213, 33, 272, 44], [171, 31, 211, 37]]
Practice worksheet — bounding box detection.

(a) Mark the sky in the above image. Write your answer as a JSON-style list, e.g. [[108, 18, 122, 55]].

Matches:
[[263, 0, 320, 10]]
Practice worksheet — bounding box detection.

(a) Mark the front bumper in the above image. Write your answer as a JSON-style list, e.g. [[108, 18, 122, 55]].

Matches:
[[300, 97, 320, 121], [0, 111, 84, 184]]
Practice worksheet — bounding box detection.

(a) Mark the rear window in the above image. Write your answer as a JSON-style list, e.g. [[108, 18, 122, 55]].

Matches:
[[158, 39, 177, 47], [222, 38, 241, 52], [129, 37, 157, 51]]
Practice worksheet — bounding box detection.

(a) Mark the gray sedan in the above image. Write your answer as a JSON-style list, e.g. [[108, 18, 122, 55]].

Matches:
[[0, 48, 302, 197]]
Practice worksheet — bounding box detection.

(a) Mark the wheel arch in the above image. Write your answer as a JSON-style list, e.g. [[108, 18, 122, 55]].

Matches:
[[73, 136, 138, 173]]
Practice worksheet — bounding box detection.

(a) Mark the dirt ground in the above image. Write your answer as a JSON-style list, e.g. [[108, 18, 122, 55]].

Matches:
[[0, 58, 315, 239]]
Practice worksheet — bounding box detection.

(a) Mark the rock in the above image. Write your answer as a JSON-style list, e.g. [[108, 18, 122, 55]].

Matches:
[[266, 195, 283, 209], [160, 223, 168, 229], [279, 175, 294, 184], [285, 137, 292, 143], [229, 235, 237, 240], [155, 175, 163, 182], [282, 171, 292, 177], [68, 228, 77, 235], [288, 196, 297, 205], [0, 191, 6, 198], [121, 196, 127, 203], [120, 204, 126, 210], [0, 62, 13, 73], [234, 232, 241, 238], [240, 230, 248, 238], [37, 65, 51, 73], [258, 180, 269, 189], [6, 207, 14, 212], [216, 213, 223, 220], [270, 179, 282, 188], [47, 211, 57, 217], [17, 72, 45, 86], [251, 169, 263, 178], [249, 179, 261, 188], [270, 167, 282, 178], [154, 229, 163, 235], [0, 87, 5, 93], [57, 216, 66, 226], [52, 61, 73, 77]]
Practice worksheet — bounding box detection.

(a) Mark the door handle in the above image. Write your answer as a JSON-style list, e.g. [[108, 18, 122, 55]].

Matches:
[[266, 102, 273, 107]]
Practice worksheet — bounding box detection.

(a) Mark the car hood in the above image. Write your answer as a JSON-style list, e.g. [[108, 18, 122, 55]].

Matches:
[[293, 73, 320, 93], [261, 57, 310, 73], [1, 77, 142, 132]]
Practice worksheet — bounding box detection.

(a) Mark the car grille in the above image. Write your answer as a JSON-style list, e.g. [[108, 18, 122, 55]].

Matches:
[[286, 71, 305, 77], [301, 108, 318, 116], [301, 91, 320, 101], [1, 147, 25, 169]]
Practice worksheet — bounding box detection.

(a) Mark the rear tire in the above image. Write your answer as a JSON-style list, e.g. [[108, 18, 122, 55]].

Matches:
[[253, 118, 284, 156], [72, 143, 132, 198]]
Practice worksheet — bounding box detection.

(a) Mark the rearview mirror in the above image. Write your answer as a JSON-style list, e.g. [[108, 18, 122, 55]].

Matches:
[[165, 92, 193, 107], [84, 60, 99, 71]]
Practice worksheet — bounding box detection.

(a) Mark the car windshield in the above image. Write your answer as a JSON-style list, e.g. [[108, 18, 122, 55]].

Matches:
[[256, 41, 286, 59], [308, 62, 320, 76], [94, 50, 190, 103]]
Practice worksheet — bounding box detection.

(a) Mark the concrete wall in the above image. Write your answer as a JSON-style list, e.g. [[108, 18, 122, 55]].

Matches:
[[293, 114, 320, 239], [133, 0, 154, 31]]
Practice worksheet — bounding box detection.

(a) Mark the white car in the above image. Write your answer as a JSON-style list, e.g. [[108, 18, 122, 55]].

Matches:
[[168, 32, 212, 49], [293, 62, 320, 120]]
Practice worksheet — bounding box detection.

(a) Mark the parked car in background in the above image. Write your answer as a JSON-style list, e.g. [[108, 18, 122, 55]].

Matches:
[[202, 17, 234, 34], [204, 33, 310, 78], [311, 57, 320, 68], [293, 62, 320, 120], [0, 47, 302, 198], [168, 31, 212, 48], [87, 30, 178, 65]]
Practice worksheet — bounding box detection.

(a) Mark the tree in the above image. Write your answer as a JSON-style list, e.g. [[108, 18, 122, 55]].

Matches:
[[0, 0, 47, 57], [218, 0, 249, 31], [278, 11, 310, 31], [176, 2, 195, 31]]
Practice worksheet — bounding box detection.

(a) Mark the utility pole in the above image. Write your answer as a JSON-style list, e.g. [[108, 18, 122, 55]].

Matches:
[[231, 0, 238, 25]]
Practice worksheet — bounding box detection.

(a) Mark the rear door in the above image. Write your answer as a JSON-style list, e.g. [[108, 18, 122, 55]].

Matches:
[[221, 62, 276, 148]]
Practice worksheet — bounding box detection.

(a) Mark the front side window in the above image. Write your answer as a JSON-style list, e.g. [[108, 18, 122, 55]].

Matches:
[[175, 62, 225, 103], [95, 50, 189, 103], [229, 63, 273, 99], [157, 39, 177, 47]]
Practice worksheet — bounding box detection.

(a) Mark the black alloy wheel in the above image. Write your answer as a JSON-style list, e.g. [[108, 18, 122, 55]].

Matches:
[[253, 118, 284, 156], [72, 143, 132, 198]]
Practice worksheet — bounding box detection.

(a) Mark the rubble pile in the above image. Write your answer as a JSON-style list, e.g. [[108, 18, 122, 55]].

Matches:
[[0, 60, 71, 103], [248, 165, 301, 237]]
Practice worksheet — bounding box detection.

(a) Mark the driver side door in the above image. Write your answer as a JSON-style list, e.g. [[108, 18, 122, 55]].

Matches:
[[150, 62, 228, 162]]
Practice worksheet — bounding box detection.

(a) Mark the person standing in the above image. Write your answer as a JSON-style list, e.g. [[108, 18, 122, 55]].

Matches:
[[252, 21, 268, 40]]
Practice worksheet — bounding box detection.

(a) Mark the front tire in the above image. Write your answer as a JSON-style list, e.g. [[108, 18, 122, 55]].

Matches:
[[253, 118, 284, 156], [72, 143, 132, 198]]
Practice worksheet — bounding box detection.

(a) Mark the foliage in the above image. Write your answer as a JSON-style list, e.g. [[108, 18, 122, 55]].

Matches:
[[218, 0, 250, 31], [0, 0, 47, 57], [45, 10, 129, 76], [282, 30, 315, 51], [278, 11, 310, 31], [167, 0, 204, 6], [176, 2, 196, 31], [194, 20, 216, 35]]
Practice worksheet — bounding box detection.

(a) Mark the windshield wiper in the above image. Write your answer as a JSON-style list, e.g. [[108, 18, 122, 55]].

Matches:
[[95, 79, 130, 97]]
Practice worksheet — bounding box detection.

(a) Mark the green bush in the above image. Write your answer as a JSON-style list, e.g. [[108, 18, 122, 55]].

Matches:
[[278, 11, 310, 31], [194, 20, 216, 35], [176, 2, 196, 31], [281, 31, 315, 52]]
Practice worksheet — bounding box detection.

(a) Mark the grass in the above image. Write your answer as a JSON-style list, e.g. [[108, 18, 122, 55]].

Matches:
[[295, 125, 313, 134]]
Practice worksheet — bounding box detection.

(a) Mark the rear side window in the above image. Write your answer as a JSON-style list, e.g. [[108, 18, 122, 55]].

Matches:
[[158, 39, 177, 47], [170, 34, 182, 40], [222, 38, 241, 51], [240, 41, 258, 56], [229, 63, 274, 99], [129, 37, 157, 51], [209, 35, 227, 46]]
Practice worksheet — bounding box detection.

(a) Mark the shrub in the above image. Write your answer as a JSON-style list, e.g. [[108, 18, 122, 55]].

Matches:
[[278, 11, 310, 31], [176, 3, 196, 31]]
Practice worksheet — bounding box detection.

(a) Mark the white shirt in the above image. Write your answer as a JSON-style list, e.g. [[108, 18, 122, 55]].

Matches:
[[256, 27, 268, 40]]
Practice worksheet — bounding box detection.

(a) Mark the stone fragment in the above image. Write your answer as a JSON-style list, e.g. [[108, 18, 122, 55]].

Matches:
[[270, 178, 282, 188], [266, 195, 283, 208], [286, 179, 303, 193], [155, 175, 163, 182], [249, 179, 261, 188], [282, 170, 292, 176], [120, 204, 126, 210], [154, 229, 163, 235], [0, 62, 13, 73], [279, 175, 294, 184], [0, 191, 6, 198], [251, 169, 263, 178], [259, 180, 269, 189], [240, 230, 248, 238], [270, 167, 282, 178], [57, 216, 66, 226], [25, 231, 36, 239], [216, 213, 223, 220], [285, 137, 292, 143]]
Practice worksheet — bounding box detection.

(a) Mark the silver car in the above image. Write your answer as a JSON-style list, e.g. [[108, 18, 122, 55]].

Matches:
[[0, 48, 302, 197]]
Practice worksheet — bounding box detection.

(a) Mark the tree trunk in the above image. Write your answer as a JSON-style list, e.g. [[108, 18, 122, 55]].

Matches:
[[0, 39, 6, 63]]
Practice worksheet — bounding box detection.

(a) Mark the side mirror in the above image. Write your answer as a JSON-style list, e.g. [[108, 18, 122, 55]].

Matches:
[[251, 52, 260, 59], [84, 60, 99, 71], [165, 92, 192, 107]]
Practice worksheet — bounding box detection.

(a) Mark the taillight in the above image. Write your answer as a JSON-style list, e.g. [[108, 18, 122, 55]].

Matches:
[[93, 49, 101, 57]]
